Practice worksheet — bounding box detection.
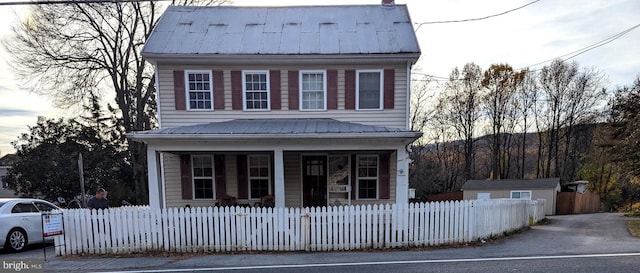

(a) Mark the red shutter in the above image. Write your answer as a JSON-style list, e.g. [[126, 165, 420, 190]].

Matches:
[[384, 69, 395, 109], [345, 70, 356, 110], [351, 154, 357, 200], [173, 71, 186, 110], [214, 154, 226, 199], [288, 70, 299, 110], [231, 70, 242, 110], [213, 70, 225, 110], [236, 154, 248, 199], [379, 153, 391, 199], [327, 70, 338, 110], [179, 155, 192, 200], [270, 70, 281, 110]]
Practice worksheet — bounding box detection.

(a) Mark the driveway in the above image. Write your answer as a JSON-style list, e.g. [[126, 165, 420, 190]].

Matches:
[[2, 213, 638, 272], [477, 212, 640, 256]]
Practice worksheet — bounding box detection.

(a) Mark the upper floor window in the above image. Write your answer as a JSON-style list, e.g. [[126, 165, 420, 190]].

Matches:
[[243, 71, 270, 111], [300, 70, 326, 111], [192, 155, 214, 199], [357, 155, 378, 199], [356, 70, 383, 110], [186, 70, 213, 110], [248, 154, 271, 199]]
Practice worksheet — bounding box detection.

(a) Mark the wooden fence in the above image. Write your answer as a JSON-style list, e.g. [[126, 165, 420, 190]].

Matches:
[[53, 199, 545, 255], [556, 191, 600, 214]]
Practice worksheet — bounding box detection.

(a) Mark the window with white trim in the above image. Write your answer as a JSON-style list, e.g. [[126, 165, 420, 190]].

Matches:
[[192, 155, 214, 199], [357, 155, 378, 199], [356, 70, 383, 110], [248, 154, 271, 199], [300, 70, 326, 111], [186, 71, 213, 110], [243, 71, 270, 110], [510, 190, 532, 200]]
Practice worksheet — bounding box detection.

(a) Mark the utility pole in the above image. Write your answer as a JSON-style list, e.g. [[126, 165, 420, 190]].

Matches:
[[78, 153, 86, 208]]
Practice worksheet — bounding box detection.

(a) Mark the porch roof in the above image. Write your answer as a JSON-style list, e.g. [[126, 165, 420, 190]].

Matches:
[[128, 118, 421, 141]]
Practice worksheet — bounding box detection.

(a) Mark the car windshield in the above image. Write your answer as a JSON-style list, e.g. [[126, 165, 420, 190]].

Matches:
[[0, 202, 5, 208]]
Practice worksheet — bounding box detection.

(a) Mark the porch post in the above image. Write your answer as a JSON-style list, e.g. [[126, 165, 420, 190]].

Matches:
[[147, 148, 162, 209], [395, 146, 410, 204], [274, 148, 285, 208]]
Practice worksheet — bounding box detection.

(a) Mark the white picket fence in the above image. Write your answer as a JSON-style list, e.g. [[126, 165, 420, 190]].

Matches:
[[54, 199, 545, 255]]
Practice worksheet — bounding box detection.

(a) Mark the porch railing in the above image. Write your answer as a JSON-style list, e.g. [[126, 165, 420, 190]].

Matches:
[[54, 199, 545, 255]]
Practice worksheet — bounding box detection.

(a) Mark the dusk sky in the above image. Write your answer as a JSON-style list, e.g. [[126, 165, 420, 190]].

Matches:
[[0, 0, 638, 155]]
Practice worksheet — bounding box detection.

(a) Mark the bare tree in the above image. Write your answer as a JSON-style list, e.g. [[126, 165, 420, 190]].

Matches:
[[514, 69, 538, 178], [428, 98, 465, 192], [410, 79, 436, 134], [537, 60, 605, 181], [4, 0, 227, 203], [408, 78, 436, 198], [443, 63, 483, 181]]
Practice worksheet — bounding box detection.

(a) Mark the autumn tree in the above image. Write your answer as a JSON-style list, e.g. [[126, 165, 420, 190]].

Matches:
[[480, 64, 525, 179], [4, 0, 226, 203], [602, 76, 640, 209]]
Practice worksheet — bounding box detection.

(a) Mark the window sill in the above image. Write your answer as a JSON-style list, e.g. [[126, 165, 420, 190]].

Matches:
[[355, 108, 384, 111], [186, 109, 215, 112]]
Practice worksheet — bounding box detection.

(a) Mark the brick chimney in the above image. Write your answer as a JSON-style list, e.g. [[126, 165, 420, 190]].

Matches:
[[382, 0, 394, 5]]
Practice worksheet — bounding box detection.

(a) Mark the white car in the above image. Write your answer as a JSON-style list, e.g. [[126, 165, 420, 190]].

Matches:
[[0, 198, 61, 252]]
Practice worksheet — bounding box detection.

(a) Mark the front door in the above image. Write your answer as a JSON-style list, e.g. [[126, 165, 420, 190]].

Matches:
[[302, 155, 327, 207]]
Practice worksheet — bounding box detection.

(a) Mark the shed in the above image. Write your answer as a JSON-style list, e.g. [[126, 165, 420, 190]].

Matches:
[[462, 178, 560, 215]]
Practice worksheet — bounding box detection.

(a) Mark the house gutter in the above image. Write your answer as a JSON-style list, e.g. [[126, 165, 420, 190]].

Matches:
[[141, 53, 421, 65], [126, 131, 422, 141]]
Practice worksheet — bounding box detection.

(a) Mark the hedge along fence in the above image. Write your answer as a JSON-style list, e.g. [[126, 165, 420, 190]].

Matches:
[[53, 199, 545, 255]]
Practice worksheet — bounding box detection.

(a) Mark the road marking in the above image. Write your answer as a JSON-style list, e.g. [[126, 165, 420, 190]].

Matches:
[[95, 252, 640, 273]]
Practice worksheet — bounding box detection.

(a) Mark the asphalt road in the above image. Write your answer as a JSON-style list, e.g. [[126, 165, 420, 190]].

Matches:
[[2, 213, 639, 272]]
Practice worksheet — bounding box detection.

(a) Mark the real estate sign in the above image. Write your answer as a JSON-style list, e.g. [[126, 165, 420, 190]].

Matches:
[[42, 213, 64, 237]]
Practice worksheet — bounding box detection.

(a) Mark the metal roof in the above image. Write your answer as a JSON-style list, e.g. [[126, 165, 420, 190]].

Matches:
[[142, 5, 421, 57], [462, 178, 561, 191], [131, 119, 420, 138]]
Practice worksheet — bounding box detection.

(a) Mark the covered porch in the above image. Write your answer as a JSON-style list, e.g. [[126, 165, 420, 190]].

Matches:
[[128, 119, 421, 209]]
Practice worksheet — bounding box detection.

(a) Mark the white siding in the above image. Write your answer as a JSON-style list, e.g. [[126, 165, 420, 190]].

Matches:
[[163, 151, 397, 208], [157, 63, 408, 129], [284, 152, 301, 207], [463, 189, 557, 215], [337, 69, 345, 110]]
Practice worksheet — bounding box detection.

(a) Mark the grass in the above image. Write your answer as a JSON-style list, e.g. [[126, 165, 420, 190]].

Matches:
[[625, 209, 640, 217], [628, 220, 640, 238]]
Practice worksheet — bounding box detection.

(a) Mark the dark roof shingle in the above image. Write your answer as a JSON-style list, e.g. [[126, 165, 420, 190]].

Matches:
[[462, 178, 560, 190]]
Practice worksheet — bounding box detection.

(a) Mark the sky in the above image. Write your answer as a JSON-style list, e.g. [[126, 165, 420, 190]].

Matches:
[[0, 0, 639, 156]]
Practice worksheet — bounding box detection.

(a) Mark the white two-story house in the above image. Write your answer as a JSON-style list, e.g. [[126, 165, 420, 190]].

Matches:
[[130, 2, 422, 209]]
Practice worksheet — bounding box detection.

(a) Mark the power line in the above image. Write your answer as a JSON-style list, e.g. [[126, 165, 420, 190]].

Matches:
[[413, 22, 640, 80], [0, 0, 172, 5], [523, 22, 640, 69], [414, 0, 541, 31]]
